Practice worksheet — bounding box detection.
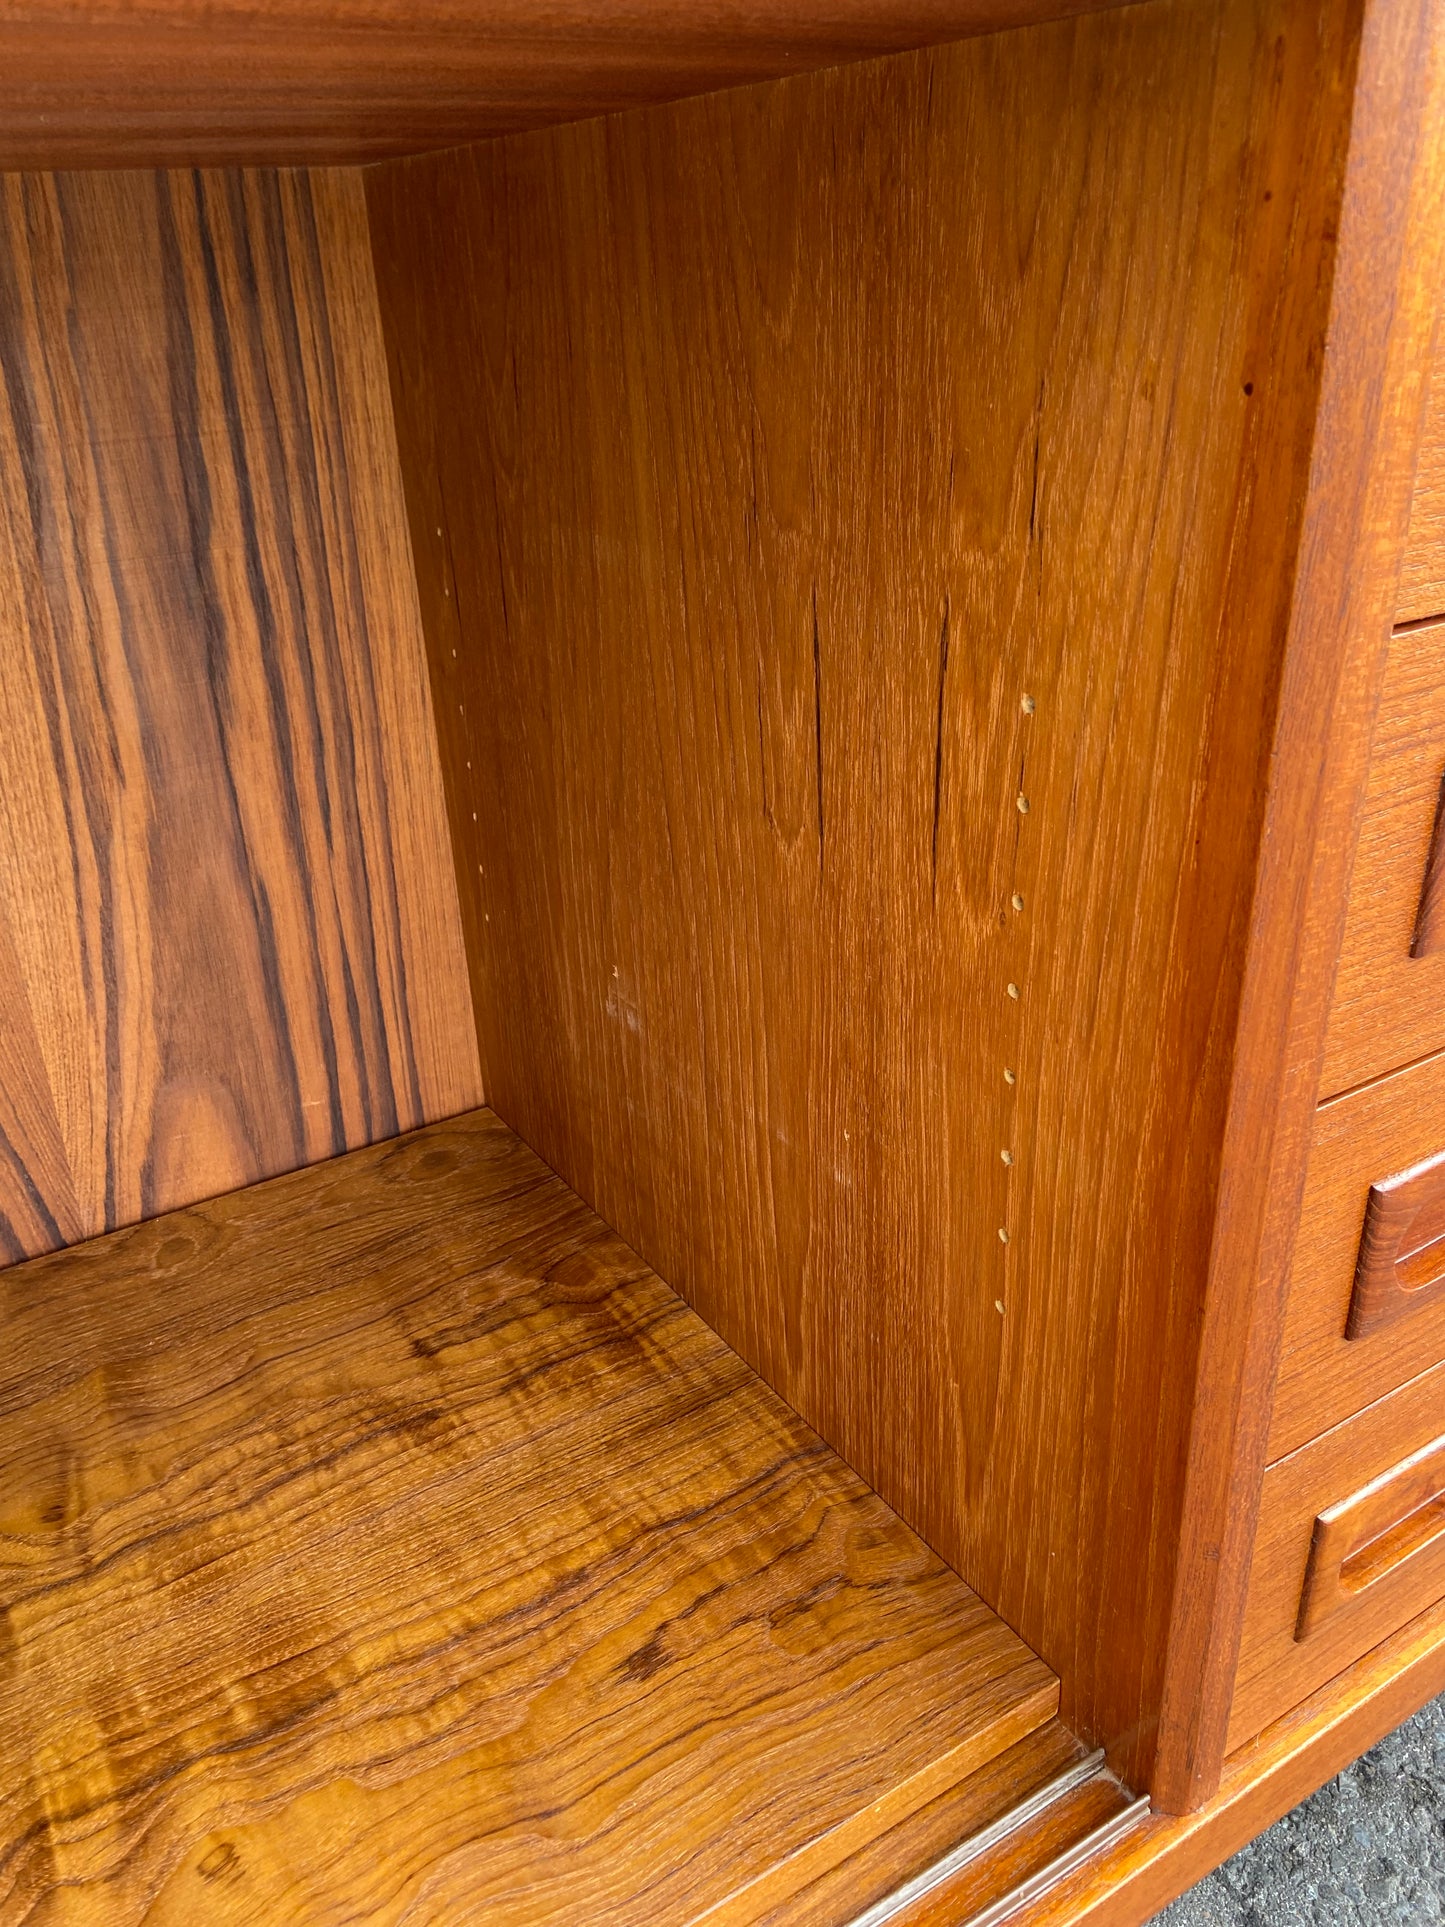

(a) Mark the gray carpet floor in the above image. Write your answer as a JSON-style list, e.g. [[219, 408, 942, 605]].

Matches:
[[1154, 1694, 1445, 1924]]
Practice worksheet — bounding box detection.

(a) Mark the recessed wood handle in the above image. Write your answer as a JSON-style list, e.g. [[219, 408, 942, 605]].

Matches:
[[1412, 770, 1445, 956], [1347, 1148, 1445, 1340], [1296, 1433, 1445, 1642]]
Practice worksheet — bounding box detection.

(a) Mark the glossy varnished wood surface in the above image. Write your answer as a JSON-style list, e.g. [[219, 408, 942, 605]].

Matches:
[[0, 1109, 1057, 1925], [1271, 1047, 1445, 1458], [370, 0, 1368, 1793], [882, 1772, 1140, 1927], [0, 167, 480, 1270], [756, 1720, 1091, 1926], [1320, 617, 1445, 1095], [1013, 1592, 1445, 1925], [1153, 0, 1445, 1808], [0, 0, 1135, 170], [1230, 1358, 1445, 1749]]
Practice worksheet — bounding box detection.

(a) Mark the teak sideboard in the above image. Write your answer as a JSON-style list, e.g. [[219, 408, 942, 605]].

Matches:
[[2, 1, 1444, 1921]]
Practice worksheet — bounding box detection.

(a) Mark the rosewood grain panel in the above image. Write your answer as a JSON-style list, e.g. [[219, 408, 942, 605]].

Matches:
[[1397, 329, 1445, 624], [0, 1109, 1057, 1925], [370, 0, 1369, 1792], [1271, 1049, 1445, 1459], [0, 0, 1135, 171], [0, 166, 479, 1267], [1320, 616, 1445, 1095], [1229, 1359, 1445, 1749]]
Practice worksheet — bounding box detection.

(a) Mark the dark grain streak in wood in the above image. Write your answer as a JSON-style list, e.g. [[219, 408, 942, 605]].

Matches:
[[0, 1109, 1058, 1924], [368, 0, 1369, 1799], [0, 166, 480, 1265]]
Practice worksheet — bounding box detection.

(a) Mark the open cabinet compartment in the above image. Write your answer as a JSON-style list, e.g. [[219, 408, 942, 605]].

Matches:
[[3, 0, 1444, 1918], [0, 151, 1126, 1927]]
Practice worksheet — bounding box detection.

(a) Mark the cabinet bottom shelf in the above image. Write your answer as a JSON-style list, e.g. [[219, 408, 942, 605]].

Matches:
[[2, 1108, 1096, 1925]]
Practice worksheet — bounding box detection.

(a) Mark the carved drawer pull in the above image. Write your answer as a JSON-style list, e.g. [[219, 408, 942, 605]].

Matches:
[[1347, 1148, 1445, 1340], [1412, 770, 1445, 956], [1296, 1433, 1445, 1642]]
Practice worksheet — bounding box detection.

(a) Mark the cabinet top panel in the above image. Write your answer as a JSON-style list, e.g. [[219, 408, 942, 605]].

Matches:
[[0, 0, 1130, 169]]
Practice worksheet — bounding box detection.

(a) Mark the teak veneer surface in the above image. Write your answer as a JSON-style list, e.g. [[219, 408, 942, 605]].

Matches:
[[1015, 1590, 1445, 1925], [1231, 1357, 1445, 1748], [0, 1109, 1058, 1926], [1149, 0, 1445, 1807], [0, 166, 480, 1271], [1272, 1047, 1445, 1459], [1396, 330, 1445, 625], [369, 0, 1369, 1792], [756, 1720, 1092, 1927], [0, 0, 1131, 170], [1320, 617, 1445, 1096], [883, 1776, 1138, 1927]]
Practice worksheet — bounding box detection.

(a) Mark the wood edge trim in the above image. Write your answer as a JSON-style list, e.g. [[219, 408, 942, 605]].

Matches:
[[1151, 0, 1445, 1813], [1014, 1593, 1445, 1926], [842, 1750, 1110, 1927], [962, 1797, 1152, 1927], [691, 1676, 1061, 1927]]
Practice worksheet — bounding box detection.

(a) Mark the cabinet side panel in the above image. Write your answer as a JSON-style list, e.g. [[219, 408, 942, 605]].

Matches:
[[1156, 0, 1445, 1808], [0, 165, 480, 1265], [369, 0, 1349, 1783]]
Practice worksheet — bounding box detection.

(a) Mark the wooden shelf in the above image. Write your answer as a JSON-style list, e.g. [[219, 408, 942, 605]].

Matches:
[[2, 1110, 1057, 1923]]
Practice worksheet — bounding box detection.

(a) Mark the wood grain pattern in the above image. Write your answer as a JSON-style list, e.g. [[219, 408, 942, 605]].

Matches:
[[755, 1721, 1092, 1927], [0, 0, 1135, 171], [1320, 617, 1445, 1095], [0, 1108, 1058, 1926], [1295, 1430, 1445, 1640], [369, 0, 1368, 1797], [1229, 1357, 1445, 1748], [1346, 1146, 1445, 1341], [1152, 0, 1445, 1809], [878, 1773, 1140, 1927], [1396, 330, 1445, 624], [1410, 772, 1445, 955], [1008, 1591, 1445, 1926], [0, 166, 480, 1269], [1271, 1047, 1445, 1459]]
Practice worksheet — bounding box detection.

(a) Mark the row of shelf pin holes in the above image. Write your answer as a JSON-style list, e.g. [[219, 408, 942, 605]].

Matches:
[[998, 692, 1034, 1309]]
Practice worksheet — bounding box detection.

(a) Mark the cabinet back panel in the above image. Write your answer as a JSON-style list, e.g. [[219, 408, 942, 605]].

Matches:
[[0, 166, 480, 1266], [370, 0, 1354, 1778]]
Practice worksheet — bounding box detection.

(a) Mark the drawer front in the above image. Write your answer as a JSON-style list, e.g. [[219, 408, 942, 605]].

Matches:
[[1321, 618, 1445, 1097], [1231, 1359, 1445, 1750], [1398, 331, 1445, 626], [1272, 1051, 1445, 1459]]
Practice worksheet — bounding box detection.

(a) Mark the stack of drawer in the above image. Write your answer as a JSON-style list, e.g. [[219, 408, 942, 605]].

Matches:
[[1231, 338, 1445, 1747]]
